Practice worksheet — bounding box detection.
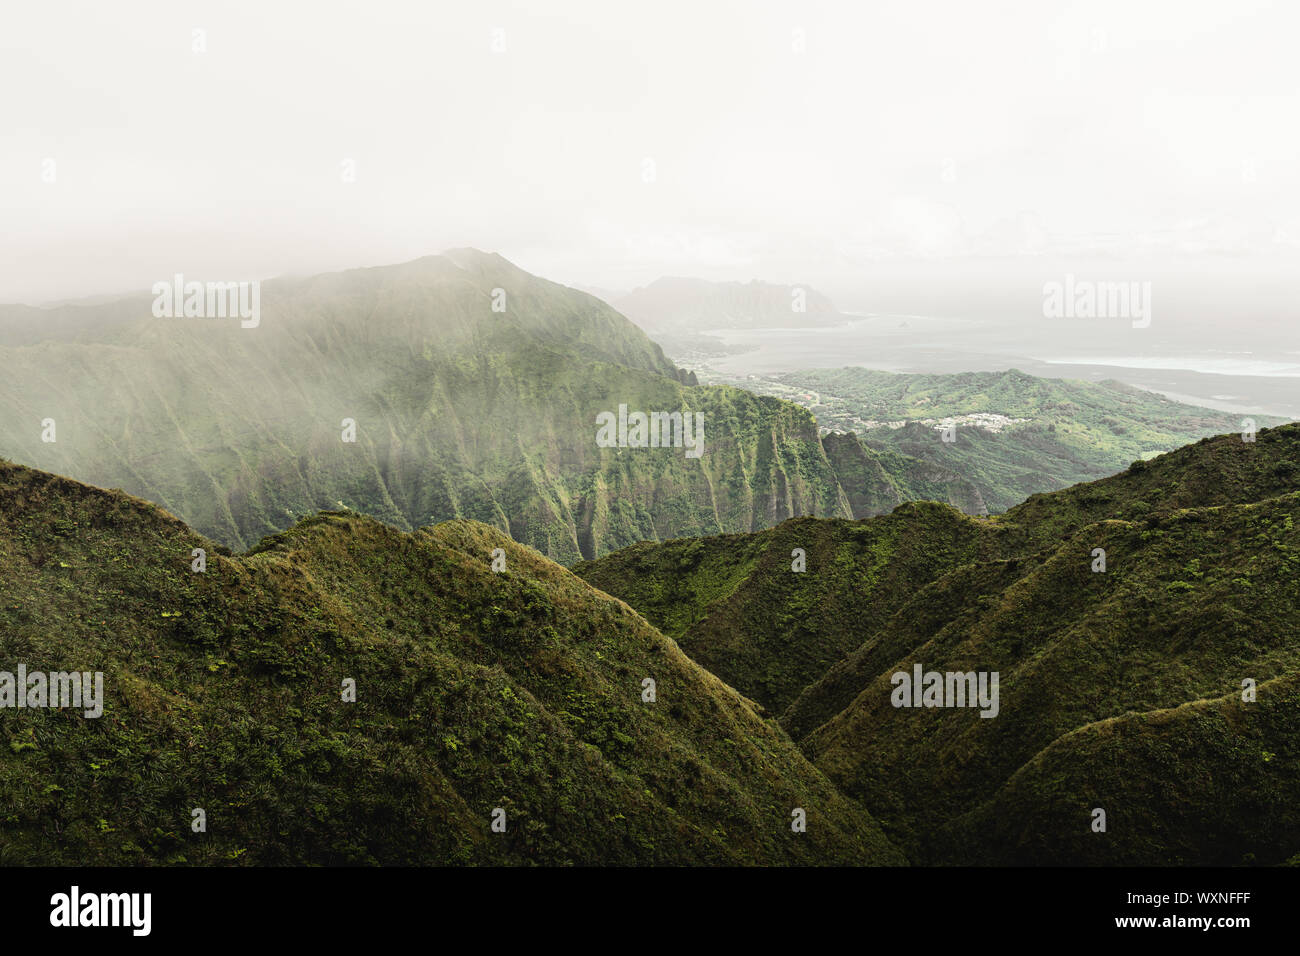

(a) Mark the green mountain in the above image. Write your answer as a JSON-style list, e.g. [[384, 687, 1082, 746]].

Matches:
[[0, 252, 979, 563], [761, 367, 1283, 512], [576, 423, 1300, 865], [0, 457, 903, 865], [573, 503, 999, 715], [823, 431, 989, 518]]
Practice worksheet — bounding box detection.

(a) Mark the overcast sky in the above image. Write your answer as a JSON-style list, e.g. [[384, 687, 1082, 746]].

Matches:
[[2, 0, 1297, 303]]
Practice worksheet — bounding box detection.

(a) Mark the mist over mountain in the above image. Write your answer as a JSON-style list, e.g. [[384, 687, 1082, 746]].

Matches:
[[614, 277, 843, 333], [0, 252, 982, 562]]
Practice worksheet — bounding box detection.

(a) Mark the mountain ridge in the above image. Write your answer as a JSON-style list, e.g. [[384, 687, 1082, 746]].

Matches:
[[0, 251, 980, 562], [0, 454, 904, 865], [576, 422, 1300, 864]]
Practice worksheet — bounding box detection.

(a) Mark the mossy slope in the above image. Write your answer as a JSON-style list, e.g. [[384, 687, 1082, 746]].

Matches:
[[579, 424, 1300, 864], [0, 458, 903, 866]]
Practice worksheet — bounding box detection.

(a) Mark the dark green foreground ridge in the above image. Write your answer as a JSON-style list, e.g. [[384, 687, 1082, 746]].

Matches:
[[577, 423, 1300, 865], [0, 458, 903, 865]]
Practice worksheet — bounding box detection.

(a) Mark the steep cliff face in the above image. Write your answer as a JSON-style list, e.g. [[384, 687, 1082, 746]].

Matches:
[[0, 253, 872, 562], [822, 431, 988, 518], [0, 253, 999, 562]]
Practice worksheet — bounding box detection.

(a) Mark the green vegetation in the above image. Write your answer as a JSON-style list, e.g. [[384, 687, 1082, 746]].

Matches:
[[0, 253, 975, 563], [4, 418, 1298, 866], [575, 503, 1000, 714], [578, 423, 1300, 865], [0, 457, 902, 865], [769, 367, 1283, 512]]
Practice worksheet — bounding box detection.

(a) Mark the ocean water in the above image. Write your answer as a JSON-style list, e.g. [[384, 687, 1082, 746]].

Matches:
[[695, 316, 1300, 420], [1041, 356, 1300, 378]]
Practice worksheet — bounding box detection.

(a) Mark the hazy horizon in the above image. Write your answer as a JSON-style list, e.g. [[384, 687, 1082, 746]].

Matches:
[[4, 0, 1298, 305]]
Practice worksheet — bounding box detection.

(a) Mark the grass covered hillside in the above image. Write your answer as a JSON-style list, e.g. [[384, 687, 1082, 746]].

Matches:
[[0, 252, 976, 563], [770, 367, 1282, 512], [573, 503, 1005, 713], [577, 423, 1300, 865], [823, 431, 988, 518], [0, 458, 903, 866]]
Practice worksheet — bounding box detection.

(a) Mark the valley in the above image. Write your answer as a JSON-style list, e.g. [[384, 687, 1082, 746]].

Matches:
[[699, 366, 1281, 512], [576, 422, 1300, 865]]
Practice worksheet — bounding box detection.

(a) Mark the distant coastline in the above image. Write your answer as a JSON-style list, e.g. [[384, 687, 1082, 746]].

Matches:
[[672, 316, 1300, 421]]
